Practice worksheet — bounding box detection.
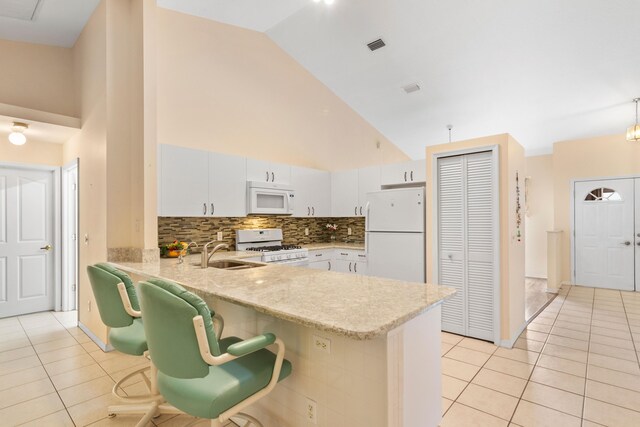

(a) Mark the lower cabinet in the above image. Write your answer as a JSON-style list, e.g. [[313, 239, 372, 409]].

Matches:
[[307, 249, 367, 275]]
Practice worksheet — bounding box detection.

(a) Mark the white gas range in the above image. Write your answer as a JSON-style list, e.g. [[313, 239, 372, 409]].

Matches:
[[236, 229, 309, 266]]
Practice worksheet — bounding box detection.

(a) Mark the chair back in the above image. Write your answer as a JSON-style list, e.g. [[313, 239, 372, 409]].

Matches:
[[87, 265, 135, 328], [138, 279, 222, 379], [95, 263, 140, 311]]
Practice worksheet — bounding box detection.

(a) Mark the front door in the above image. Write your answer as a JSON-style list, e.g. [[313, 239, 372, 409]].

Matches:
[[575, 179, 635, 290], [0, 167, 55, 318]]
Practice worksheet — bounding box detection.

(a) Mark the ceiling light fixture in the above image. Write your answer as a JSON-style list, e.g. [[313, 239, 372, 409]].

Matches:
[[627, 98, 640, 142], [8, 122, 28, 146]]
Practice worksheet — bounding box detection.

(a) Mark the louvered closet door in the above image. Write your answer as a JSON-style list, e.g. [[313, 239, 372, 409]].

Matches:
[[438, 151, 495, 341], [438, 156, 465, 335], [465, 152, 495, 341]]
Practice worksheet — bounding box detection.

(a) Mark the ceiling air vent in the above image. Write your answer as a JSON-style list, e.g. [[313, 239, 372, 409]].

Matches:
[[402, 83, 421, 94], [0, 0, 42, 21], [367, 38, 386, 51]]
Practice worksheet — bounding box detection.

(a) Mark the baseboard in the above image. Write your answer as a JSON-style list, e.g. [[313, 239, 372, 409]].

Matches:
[[500, 321, 527, 348], [78, 321, 114, 352]]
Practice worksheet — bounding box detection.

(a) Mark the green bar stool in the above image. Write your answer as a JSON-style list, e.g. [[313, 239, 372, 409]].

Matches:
[[87, 264, 187, 426], [138, 278, 292, 427]]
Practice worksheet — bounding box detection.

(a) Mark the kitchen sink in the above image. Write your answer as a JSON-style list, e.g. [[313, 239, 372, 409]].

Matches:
[[198, 260, 265, 270]]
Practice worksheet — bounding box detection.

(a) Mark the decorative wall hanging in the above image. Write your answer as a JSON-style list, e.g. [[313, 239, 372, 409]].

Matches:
[[515, 172, 522, 242]]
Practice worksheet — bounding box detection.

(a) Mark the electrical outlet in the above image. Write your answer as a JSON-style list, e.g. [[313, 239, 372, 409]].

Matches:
[[347, 227, 352, 235], [312, 335, 331, 354], [305, 398, 317, 424], [217, 231, 223, 240], [305, 228, 309, 236]]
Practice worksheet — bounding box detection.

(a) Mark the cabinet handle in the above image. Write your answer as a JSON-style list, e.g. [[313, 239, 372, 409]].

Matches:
[[266, 171, 270, 182], [410, 170, 414, 181], [211, 203, 214, 215], [404, 171, 407, 182], [354, 262, 357, 273], [203, 203, 207, 215], [340, 252, 348, 256], [312, 207, 315, 216], [349, 262, 352, 272], [328, 261, 331, 271], [308, 206, 311, 216], [355, 206, 358, 215], [316, 253, 323, 257], [271, 172, 275, 182], [359, 206, 363, 215]]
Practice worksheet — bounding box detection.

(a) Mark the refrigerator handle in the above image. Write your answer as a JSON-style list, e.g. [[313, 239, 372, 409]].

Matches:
[[364, 202, 370, 254]]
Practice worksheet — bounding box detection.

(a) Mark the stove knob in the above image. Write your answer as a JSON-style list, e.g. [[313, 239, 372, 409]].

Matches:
[[277, 255, 282, 260]]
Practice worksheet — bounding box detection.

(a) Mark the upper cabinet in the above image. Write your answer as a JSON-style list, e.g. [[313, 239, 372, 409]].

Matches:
[[331, 167, 381, 217], [158, 145, 246, 217], [246, 159, 291, 185], [159, 144, 210, 216], [380, 159, 426, 186], [291, 166, 331, 217], [208, 152, 246, 217]]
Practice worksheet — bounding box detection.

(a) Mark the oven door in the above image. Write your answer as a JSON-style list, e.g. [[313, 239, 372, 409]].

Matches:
[[248, 188, 294, 215]]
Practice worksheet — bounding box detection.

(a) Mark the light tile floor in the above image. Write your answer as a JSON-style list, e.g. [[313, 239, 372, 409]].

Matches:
[[0, 310, 237, 426], [2, 284, 640, 426], [525, 277, 555, 321], [441, 284, 640, 427]]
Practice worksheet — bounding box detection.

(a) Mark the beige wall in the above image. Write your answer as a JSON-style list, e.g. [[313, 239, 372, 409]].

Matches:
[[0, 140, 63, 166], [426, 134, 525, 342], [553, 133, 640, 283], [0, 39, 76, 117], [524, 155, 554, 278], [155, 8, 408, 171], [64, 0, 109, 344]]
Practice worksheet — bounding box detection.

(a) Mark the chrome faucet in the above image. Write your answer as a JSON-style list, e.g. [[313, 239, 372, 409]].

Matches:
[[178, 242, 199, 264], [201, 241, 229, 268]]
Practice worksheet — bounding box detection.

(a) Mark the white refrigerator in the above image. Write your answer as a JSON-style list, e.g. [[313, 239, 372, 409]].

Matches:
[[365, 187, 425, 282]]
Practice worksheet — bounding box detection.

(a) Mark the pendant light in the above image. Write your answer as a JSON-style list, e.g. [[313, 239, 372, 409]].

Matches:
[[627, 98, 640, 142], [8, 122, 28, 146]]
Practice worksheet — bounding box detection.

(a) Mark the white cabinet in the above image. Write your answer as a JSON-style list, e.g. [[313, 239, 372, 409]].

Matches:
[[331, 169, 359, 217], [357, 166, 381, 216], [159, 145, 247, 217], [159, 144, 210, 216], [308, 260, 331, 271], [332, 249, 368, 275], [208, 152, 246, 217], [246, 159, 291, 184], [381, 159, 426, 186], [291, 166, 331, 217]]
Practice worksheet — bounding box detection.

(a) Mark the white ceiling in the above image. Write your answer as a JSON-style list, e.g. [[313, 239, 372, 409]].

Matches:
[[161, 0, 640, 158], [0, 0, 99, 47]]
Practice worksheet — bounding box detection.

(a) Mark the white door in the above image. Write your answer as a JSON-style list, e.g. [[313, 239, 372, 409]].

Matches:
[[209, 152, 246, 217], [438, 151, 496, 341], [291, 166, 315, 217], [0, 168, 55, 318], [159, 145, 209, 216], [575, 179, 635, 290]]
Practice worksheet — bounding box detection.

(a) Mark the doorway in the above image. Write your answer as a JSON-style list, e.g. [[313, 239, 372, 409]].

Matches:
[[0, 165, 58, 318], [574, 178, 638, 291], [62, 160, 78, 311]]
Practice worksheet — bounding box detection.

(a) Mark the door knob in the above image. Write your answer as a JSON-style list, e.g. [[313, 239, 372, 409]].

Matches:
[[40, 244, 52, 251], [622, 241, 631, 246]]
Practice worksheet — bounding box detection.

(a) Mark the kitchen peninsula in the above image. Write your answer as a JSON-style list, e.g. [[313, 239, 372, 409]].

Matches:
[[112, 254, 454, 427]]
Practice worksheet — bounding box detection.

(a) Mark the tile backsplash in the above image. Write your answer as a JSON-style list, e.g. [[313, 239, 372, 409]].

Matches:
[[158, 216, 365, 249]]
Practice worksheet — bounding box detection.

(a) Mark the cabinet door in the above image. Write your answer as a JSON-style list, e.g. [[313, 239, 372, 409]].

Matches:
[[209, 152, 247, 217], [353, 261, 368, 275], [291, 166, 314, 217], [331, 169, 359, 217], [246, 159, 291, 184], [313, 170, 331, 217], [159, 144, 209, 216], [332, 259, 353, 273], [380, 162, 408, 186], [408, 159, 426, 182], [357, 166, 381, 215], [246, 158, 272, 183]]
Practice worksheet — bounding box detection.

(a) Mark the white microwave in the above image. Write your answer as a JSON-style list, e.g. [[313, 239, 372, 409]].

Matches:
[[247, 181, 295, 215]]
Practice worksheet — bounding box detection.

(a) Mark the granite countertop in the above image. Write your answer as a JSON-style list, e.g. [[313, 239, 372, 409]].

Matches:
[[112, 254, 454, 340], [303, 242, 365, 251]]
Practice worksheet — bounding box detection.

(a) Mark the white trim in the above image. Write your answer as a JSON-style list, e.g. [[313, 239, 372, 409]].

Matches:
[[53, 168, 61, 311], [431, 145, 501, 345], [61, 159, 78, 311], [500, 321, 527, 348], [79, 321, 113, 352], [0, 161, 58, 171]]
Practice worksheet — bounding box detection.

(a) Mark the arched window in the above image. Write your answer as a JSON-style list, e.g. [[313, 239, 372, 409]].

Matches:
[[584, 187, 623, 201]]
